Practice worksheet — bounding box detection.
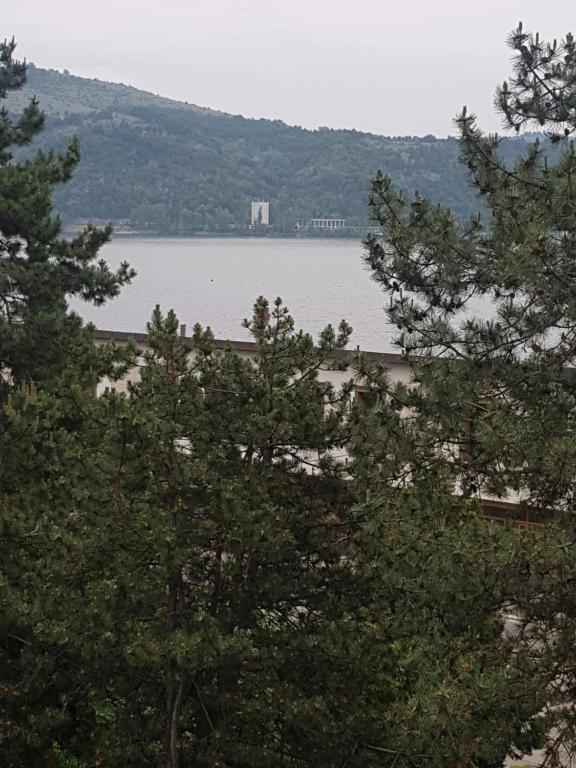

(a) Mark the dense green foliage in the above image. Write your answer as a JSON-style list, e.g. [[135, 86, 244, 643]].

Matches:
[[2, 290, 546, 768], [365, 22, 576, 766], [74, 304, 543, 768], [0, 35, 133, 767], [0, 49, 133, 391], [6, 65, 539, 234], [3, 25, 574, 768]]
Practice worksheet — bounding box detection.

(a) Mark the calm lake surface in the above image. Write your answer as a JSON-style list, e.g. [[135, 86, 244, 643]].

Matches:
[[72, 236, 401, 352]]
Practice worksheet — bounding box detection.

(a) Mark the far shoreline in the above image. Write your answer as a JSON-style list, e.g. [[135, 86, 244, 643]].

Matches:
[[63, 226, 376, 242]]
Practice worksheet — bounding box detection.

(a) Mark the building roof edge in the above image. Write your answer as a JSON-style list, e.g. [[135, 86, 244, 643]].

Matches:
[[92, 329, 406, 364]]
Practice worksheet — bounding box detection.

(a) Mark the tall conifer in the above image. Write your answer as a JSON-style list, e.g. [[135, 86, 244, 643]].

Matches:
[[0, 36, 133, 394], [364, 23, 576, 766], [0, 37, 133, 766]]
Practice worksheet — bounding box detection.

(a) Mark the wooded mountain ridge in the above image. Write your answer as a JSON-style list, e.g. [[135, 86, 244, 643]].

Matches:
[[8, 65, 538, 234]]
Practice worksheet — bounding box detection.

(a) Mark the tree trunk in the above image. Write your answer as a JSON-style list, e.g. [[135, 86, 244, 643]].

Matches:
[[165, 669, 184, 768], [165, 569, 184, 768]]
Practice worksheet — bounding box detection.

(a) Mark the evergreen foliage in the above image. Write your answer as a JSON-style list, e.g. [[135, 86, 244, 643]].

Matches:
[[4, 296, 545, 768], [0, 40, 133, 393], [1, 26, 570, 768], [0, 36, 133, 766], [364, 22, 576, 765], [52, 300, 364, 768]]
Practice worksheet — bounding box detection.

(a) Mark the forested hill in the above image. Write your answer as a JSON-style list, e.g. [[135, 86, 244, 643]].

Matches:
[[8, 65, 535, 234]]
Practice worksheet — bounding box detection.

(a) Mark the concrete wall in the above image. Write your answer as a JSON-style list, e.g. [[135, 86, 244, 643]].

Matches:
[[94, 330, 410, 396]]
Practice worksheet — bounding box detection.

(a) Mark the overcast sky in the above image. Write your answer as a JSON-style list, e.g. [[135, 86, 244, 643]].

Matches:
[[2, 1, 575, 136]]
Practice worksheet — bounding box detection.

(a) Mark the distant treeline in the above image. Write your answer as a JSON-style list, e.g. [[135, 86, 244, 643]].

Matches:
[[11, 67, 544, 234]]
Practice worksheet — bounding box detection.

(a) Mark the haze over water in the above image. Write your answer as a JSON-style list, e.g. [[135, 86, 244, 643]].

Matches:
[[73, 237, 400, 352]]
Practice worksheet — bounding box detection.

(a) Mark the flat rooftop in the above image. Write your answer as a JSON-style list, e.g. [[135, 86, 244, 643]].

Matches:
[[93, 329, 406, 365]]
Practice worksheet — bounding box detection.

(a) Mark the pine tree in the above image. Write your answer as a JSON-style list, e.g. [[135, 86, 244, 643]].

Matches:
[[39, 298, 390, 768], [30, 296, 550, 768], [348, 360, 547, 768], [0, 37, 133, 766], [363, 22, 576, 766], [0, 36, 134, 395], [1, 27, 563, 768]]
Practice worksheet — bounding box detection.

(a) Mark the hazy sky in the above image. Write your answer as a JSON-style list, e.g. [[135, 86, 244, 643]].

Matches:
[[2, 1, 575, 136]]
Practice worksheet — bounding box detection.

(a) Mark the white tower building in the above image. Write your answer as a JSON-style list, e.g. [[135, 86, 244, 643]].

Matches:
[[250, 200, 270, 226]]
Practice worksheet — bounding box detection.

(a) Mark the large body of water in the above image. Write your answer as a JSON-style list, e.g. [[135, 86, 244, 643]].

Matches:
[[72, 236, 400, 352]]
